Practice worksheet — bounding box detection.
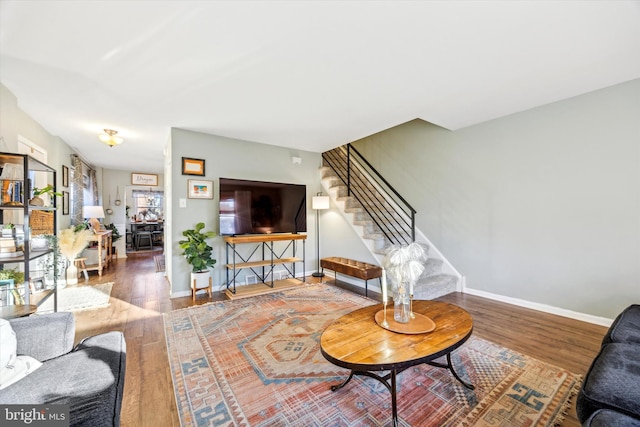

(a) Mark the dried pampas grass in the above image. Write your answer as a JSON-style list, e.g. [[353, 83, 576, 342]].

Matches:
[[382, 242, 428, 288], [58, 227, 92, 260]]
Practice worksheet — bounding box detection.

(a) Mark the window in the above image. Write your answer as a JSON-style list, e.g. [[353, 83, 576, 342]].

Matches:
[[132, 190, 163, 220]]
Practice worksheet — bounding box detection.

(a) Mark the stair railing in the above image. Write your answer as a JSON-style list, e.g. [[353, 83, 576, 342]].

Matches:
[[322, 144, 416, 245]]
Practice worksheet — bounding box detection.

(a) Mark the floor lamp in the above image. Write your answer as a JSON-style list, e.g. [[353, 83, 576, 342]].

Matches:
[[312, 193, 330, 278]]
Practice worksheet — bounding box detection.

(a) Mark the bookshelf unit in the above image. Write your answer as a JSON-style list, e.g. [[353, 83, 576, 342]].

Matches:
[[0, 152, 58, 315]]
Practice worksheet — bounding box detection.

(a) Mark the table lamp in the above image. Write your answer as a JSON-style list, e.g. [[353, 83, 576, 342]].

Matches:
[[83, 205, 105, 231], [312, 193, 330, 278]]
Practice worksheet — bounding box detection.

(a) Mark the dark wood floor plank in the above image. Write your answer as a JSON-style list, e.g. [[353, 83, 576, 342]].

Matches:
[[70, 254, 607, 427]]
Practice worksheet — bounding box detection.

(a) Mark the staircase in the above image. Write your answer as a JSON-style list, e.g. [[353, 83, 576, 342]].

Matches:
[[320, 145, 461, 300]]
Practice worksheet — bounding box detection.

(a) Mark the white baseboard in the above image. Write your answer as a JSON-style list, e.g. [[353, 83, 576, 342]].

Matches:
[[171, 270, 314, 299], [462, 286, 613, 327], [171, 290, 192, 299]]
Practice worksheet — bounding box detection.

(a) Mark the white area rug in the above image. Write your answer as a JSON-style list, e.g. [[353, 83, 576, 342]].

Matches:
[[38, 282, 113, 313]]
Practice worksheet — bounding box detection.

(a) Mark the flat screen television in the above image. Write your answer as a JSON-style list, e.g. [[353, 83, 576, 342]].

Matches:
[[219, 178, 307, 235]]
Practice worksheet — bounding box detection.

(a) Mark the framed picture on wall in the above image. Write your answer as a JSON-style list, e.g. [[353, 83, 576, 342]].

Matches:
[[131, 173, 158, 186], [62, 165, 69, 187], [182, 157, 205, 176], [188, 179, 213, 199], [62, 191, 69, 215]]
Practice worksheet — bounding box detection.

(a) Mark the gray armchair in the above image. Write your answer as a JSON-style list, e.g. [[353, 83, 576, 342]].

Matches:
[[0, 312, 126, 427]]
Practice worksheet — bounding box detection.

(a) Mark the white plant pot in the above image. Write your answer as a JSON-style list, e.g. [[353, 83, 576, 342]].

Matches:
[[190, 270, 212, 301]]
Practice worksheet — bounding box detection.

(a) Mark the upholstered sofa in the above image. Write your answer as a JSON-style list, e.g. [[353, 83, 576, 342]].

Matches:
[[0, 312, 126, 426], [576, 304, 640, 427]]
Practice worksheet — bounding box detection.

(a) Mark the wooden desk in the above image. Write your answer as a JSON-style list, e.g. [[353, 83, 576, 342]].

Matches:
[[85, 230, 112, 276], [320, 300, 474, 426], [130, 221, 162, 232]]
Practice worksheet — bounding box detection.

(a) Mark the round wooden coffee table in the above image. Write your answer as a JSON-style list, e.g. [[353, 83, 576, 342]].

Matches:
[[320, 300, 474, 427]]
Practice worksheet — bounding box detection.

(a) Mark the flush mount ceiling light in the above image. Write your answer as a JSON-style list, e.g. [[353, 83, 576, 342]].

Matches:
[[98, 129, 124, 147]]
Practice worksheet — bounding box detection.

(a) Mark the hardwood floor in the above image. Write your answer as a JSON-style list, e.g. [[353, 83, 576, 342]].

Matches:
[[72, 253, 608, 427]]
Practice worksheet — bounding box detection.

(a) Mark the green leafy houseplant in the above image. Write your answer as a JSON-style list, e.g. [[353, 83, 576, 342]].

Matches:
[[0, 268, 25, 284], [179, 222, 217, 273], [104, 223, 122, 243], [33, 184, 63, 198], [42, 234, 64, 286], [104, 223, 122, 257], [1, 223, 14, 237], [30, 184, 63, 207]]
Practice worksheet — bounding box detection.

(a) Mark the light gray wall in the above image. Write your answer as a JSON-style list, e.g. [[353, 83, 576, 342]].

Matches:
[[1, 83, 77, 230], [168, 128, 330, 296], [352, 79, 640, 318]]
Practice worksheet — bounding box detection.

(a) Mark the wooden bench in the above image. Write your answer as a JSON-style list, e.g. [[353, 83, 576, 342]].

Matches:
[[320, 257, 383, 297]]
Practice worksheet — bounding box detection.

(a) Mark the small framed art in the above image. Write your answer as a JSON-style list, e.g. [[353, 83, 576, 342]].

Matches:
[[62, 191, 69, 215], [62, 165, 69, 187], [29, 277, 45, 293], [188, 179, 213, 199], [182, 157, 205, 176]]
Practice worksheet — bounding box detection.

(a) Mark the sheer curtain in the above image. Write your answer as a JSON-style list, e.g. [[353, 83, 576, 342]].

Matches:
[[70, 155, 97, 225]]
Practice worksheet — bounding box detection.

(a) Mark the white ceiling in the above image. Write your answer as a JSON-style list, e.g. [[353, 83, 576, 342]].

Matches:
[[1, 1, 639, 173]]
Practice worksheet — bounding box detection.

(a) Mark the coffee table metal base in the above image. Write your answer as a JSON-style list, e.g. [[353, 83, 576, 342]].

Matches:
[[329, 352, 474, 427], [321, 301, 474, 426]]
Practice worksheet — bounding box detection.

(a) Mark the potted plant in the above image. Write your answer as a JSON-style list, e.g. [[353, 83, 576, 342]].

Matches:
[[179, 222, 216, 300], [104, 223, 121, 256], [0, 268, 25, 285], [30, 184, 63, 206], [1, 223, 15, 238]]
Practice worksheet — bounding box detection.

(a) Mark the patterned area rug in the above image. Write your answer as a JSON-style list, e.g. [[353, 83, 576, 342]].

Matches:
[[37, 282, 113, 313], [164, 284, 581, 426]]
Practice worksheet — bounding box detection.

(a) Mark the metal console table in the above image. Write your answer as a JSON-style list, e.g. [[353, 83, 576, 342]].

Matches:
[[224, 233, 306, 295]]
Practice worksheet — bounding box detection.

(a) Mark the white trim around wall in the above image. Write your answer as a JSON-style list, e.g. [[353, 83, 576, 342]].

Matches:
[[462, 280, 613, 327], [170, 270, 315, 299]]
